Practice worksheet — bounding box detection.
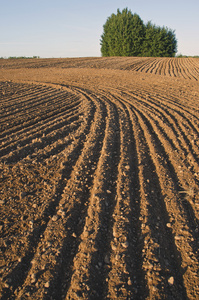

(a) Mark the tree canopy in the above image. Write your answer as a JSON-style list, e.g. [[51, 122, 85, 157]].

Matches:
[[100, 8, 177, 57]]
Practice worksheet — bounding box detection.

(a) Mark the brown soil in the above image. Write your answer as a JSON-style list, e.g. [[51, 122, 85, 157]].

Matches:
[[0, 57, 199, 300]]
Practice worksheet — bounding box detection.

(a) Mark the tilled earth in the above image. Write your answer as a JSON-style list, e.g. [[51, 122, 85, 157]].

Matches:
[[0, 57, 199, 299]]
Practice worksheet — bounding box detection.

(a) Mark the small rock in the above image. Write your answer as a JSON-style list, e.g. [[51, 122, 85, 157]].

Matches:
[[107, 190, 111, 194], [122, 241, 129, 248], [115, 254, 120, 261], [111, 244, 117, 251], [152, 286, 158, 292], [127, 279, 132, 285], [31, 274, 36, 283], [166, 223, 172, 228], [44, 281, 50, 288], [168, 276, 174, 285], [112, 228, 117, 237], [0, 200, 5, 205], [52, 215, 58, 222], [148, 263, 153, 270], [125, 165, 130, 170]]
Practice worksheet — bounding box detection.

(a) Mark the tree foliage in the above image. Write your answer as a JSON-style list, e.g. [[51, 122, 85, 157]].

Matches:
[[100, 8, 177, 57]]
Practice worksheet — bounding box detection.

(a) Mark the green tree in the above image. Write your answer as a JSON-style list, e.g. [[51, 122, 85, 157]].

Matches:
[[100, 8, 177, 57], [100, 8, 145, 56]]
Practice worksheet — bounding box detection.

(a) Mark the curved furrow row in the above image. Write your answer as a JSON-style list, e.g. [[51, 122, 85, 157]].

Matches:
[[176, 59, 189, 80], [0, 94, 81, 147], [145, 59, 163, 74], [122, 91, 199, 174], [124, 88, 199, 142], [0, 102, 80, 147], [0, 87, 96, 298], [168, 58, 178, 77], [119, 90, 199, 215], [0, 87, 94, 237], [136, 105, 198, 222], [9, 89, 108, 299], [108, 91, 198, 299], [65, 93, 120, 300], [135, 58, 157, 73], [188, 58, 199, 77], [106, 87, 198, 297], [104, 95, 147, 300], [171, 59, 185, 79], [0, 84, 55, 107], [127, 104, 199, 300], [182, 58, 199, 81], [127, 80, 199, 118], [119, 57, 148, 71], [0, 82, 45, 106], [0, 84, 66, 120], [146, 111, 198, 183], [151, 59, 166, 76], [0, 107, 81, 163], [0, 89, 81, 139], [128, 108, 188, 299], [154, 59, 165, 76], [0, 93, 74, 132], [130, 58, 199, 80]]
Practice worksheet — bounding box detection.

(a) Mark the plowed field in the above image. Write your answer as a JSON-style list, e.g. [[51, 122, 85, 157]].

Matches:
[[0, 57, 199, 300]]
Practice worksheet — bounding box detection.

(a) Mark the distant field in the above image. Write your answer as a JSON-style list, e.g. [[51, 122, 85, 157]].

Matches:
[[0, 57, 199, 299], [1, 56, 199, 80]]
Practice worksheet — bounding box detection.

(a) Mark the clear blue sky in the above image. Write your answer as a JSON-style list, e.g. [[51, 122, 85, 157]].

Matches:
[[1, 0, 199, 57]]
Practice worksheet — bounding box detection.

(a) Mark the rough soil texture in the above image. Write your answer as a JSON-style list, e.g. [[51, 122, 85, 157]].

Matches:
[[0, 57, 199, 300]]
